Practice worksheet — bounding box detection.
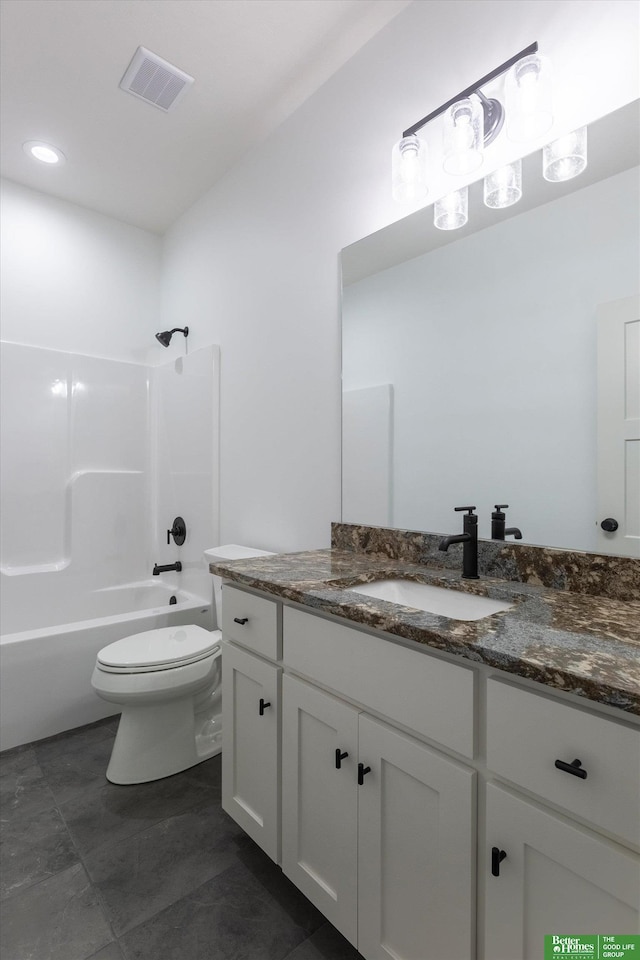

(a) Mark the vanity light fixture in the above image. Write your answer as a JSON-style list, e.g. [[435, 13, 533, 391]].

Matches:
[[392, 42, 542, 203], [23, 140, 66, 165], [392, 44, 590, 230]]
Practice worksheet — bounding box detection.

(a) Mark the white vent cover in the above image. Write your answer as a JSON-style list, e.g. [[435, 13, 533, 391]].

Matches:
[[119, 46, 194, 112]]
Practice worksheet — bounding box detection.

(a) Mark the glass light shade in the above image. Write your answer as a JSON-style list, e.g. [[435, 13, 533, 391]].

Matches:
[[484, 159, 522, 208], [443, 98, 483, 176], [434, 187, 468, 230], [391, 135, 428, 202], [505, 54, 553, 142], [543, 127, 587, 182]]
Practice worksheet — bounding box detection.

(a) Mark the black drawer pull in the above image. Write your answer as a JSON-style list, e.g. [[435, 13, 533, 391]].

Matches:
[[259, 698, 271, 716], [554, 758, 587, 779], [491, 847, 507, 877], [335, 749, 348, 769], [357, 763, 371, 785], [233, 617, 248, 625]]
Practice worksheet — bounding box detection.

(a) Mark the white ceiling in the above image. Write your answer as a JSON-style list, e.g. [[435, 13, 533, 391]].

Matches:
[[0, 0, 410, 234]]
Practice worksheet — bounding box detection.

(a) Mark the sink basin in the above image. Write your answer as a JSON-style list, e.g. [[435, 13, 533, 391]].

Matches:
[[349, 579, 513, 621]]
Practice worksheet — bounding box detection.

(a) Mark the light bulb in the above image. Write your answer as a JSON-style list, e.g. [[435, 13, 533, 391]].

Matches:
[[392, 135, 428, 202], [505, 54, 553, 142], [443, 98, 483, 176]]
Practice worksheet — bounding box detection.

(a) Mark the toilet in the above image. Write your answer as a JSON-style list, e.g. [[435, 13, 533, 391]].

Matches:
[[91, 544, 273, 784]]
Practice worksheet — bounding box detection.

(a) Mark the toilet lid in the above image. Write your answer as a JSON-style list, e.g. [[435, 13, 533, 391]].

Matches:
[[97, 625, 220, 670]]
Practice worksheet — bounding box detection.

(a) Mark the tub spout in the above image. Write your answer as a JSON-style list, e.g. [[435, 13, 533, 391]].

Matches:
[[153, 562, 182, 576]]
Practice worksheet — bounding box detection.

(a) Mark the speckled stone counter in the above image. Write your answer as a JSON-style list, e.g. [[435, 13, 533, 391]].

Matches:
[[210, 525, 640, 715]]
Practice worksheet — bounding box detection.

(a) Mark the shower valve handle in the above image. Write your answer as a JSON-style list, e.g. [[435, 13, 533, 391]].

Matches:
[[167, 517, 187, 546]]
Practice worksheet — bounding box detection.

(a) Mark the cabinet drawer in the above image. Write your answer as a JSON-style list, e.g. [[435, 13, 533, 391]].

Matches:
[[222, 585, 280, 660], [283, 606, 474, 758], [486, 678, 640, 847]]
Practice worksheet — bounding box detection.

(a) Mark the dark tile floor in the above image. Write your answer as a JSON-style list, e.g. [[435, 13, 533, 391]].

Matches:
[[0, 717, 363, 960]]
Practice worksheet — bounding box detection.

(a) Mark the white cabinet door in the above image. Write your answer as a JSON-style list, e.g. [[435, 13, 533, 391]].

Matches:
[[484, 784, 640, 960], [281, 675, 359, 944], [221, 641, 280, 861], [357, 715, 476, 960]]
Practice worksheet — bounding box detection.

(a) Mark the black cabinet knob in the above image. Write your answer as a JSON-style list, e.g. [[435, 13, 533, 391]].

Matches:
[[600, 518, 619, 532], [259, 698, 271, 716], [335, 749, 349, 769], [554, 758, 587, 779], [491, 847, 507, 877], [357, 763, 371, 785], [233, 617, 249, 625]]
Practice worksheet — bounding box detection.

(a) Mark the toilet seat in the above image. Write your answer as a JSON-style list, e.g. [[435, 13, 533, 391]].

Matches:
[[97, 625, 221, 674]]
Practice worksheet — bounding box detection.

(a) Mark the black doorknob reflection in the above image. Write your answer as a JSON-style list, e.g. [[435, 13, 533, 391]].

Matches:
[[600, 518, 619, 532]]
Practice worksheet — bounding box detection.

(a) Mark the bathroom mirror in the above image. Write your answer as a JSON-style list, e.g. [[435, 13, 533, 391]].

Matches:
[[341, 101, 640, 553]]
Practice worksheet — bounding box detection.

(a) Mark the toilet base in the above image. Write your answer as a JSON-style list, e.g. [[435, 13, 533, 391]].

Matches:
[[106, 698, 221, 784]]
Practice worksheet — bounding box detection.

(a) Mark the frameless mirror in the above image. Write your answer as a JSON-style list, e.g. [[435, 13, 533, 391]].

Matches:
[[341, 101, 640, 554]]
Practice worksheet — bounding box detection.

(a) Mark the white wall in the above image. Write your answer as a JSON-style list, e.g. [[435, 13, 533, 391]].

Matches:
[[160, 0, 640, 553], [0, 178, 161, 362], [343, 167, 640, 551]]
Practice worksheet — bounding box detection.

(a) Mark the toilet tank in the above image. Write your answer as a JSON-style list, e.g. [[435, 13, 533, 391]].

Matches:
[[203, 544, 275, 629]]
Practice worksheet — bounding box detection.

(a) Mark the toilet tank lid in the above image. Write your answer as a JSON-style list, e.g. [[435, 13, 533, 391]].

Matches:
[[204, 544, 275, 561], [98, 625, 220, 669]]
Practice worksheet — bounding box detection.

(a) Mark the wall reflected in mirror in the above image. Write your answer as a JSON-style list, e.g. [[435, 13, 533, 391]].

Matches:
[[341, 101, 639, 554]]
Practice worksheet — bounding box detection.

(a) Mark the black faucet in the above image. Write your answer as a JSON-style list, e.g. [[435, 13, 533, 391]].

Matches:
[[439, 506, 479, 579], [491, 504, 523, 541], [153, 561, 182, 576]]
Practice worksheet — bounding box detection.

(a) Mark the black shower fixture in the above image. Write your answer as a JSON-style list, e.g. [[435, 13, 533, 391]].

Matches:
[[155, 326, 189, 347]]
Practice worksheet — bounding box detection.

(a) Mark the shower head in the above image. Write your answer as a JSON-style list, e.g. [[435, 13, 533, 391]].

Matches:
[[155, 326, 189, 348]]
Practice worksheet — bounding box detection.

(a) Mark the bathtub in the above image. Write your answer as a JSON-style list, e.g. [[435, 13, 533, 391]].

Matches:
[[0, 580, 213, 751]]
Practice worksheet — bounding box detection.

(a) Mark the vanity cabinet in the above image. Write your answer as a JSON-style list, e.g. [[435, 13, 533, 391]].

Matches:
[[281, 673, 475, 960], [221, 583, 640, 960]]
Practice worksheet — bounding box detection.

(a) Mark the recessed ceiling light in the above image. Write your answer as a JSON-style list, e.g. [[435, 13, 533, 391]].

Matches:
[[23, 141, 66, 165]]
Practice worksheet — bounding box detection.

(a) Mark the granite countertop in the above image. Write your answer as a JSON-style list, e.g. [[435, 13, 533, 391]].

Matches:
[[209, 548, 640, 716]]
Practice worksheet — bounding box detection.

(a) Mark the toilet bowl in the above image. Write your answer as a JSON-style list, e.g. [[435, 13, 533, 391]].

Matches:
[[91, 544, 273, 784], [91, 625, 222, 783]]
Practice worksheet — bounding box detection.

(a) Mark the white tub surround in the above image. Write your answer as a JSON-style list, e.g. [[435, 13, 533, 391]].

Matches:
[[0, 341, 219, 750]]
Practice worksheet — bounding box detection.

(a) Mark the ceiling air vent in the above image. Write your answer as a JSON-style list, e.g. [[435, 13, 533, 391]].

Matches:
[[119, 46, 194, 112]]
